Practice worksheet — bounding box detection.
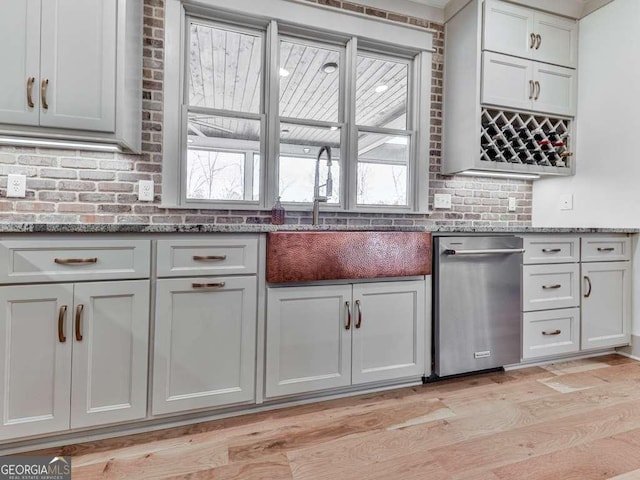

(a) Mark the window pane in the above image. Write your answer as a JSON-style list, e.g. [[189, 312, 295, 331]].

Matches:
[[189, 23, 262, 113], [186, 114, 260, 201], [279, 40, 341, 122], [357, 132, 409, 206], [356, 55, 408, 129], [279, 124, 341, 203]]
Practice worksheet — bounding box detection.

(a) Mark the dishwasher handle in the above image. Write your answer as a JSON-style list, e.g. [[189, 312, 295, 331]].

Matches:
[[443, 248, 525, 256]]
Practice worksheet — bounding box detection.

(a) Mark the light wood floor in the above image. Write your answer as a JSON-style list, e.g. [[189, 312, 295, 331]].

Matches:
[[26, 354, 640, 479]]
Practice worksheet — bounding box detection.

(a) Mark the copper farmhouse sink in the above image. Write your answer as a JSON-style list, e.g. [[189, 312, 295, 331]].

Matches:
[[266, 231, 432, 283]]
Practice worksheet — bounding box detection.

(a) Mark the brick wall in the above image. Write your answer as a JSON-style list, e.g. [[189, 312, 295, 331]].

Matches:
[[0, 0, 532, 228]]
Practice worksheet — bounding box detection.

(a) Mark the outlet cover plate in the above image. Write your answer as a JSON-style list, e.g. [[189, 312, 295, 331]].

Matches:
[[508, 197, 516, 212], [559, 193, 573, 210], [138, 180, 154, 201], [434, 193, 452, 209], [6, 174, 26, 198]]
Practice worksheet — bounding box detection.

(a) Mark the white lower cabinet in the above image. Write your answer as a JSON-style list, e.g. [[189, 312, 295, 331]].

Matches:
[[521, 235, 632, 360], [265, 280, 426, 399], [523, 308, 580, 359], [0, 280, 149, 440], [581, 261, 631, 350], [351, 282, 426, 385], [152, 276, 257, 415], [70, 281, 150, 429]]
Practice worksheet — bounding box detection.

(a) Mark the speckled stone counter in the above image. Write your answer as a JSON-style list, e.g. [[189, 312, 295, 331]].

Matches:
[[0, 223, 636, 234]]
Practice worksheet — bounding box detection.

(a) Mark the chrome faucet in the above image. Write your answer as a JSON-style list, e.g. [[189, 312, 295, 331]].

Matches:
[[313, 146, 332, 225]]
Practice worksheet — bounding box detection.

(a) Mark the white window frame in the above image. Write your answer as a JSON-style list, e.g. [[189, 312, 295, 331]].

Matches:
[[163, 0, 435, 213]]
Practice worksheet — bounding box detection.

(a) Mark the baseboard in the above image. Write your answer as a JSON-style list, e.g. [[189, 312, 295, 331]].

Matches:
[[617, 334, 640, 359], [504, 349, 617, 371]]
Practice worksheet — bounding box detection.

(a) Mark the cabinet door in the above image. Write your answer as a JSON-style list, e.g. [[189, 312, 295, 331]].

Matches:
[[483, 0, 534, 60], [581, 262, 631, 350], [153, 277, 257, 415], [352, 281, 425, 385], [533, 63, 576, 116], [482, 52, 533, 111], [533, 12, 578, 68], [0, 0, 41, 126], [39, 0, 116, 132], [0, 284, 73, 440], [265, 285, 352, 398], [71, 280, 149, 428]]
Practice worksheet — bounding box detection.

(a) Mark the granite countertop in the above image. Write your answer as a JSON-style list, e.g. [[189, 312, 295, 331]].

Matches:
[[0, 223, 637, 234]]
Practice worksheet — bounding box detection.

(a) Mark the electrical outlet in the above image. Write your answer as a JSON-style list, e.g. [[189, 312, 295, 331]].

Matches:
[[6, 174, 26, 198], [559, 193, 573, 210], [433, 193, 452, 209], [138, 180, 154, 201], [508, 197, 517, 212]]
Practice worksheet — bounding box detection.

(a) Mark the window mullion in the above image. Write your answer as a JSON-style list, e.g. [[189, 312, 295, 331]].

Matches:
[[415, 51, 431, 213], [264, 20, 280, 209], [345, 36, 358, 212]]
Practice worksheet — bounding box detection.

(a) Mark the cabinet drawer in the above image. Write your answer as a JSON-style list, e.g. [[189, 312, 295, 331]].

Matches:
[[156, 236, 258, 277], [0, 238, 150, 284], [523, 236, 579, 264], [581, 236, 630, 262], [523, 308, 580, 359], [523, 263, 579, 311]]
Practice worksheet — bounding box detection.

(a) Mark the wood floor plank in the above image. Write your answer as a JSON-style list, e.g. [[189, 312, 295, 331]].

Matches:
[[286, 428, 434, 480], [537, 370, 612, 393], [430, 399, 640, 475], [71, 435, 228, 480], [161, 454, 293, 480], [228, 399, 448, 462], [608, 467, 640, 479], [492, 428, 640, 480]]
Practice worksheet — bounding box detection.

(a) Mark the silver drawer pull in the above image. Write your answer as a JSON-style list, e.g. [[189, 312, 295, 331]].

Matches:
[[541, 248, 562, 253], [444, 248, 525, 255], [193, 255, 227, 261], [542, 329, 561, 336], [542, 284, 562, 290], [55, 258, 98, 265], [192, 282, 225, 289], [597, 247, 615, 252]]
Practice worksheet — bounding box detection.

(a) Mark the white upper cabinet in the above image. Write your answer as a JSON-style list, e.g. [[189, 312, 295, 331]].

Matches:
[[0, 0, 41, 126], [482, 52, 576, 116], [482, 52, 533, 111], [0, 0, 141, 151], [483, 0, 578, 69], [534, 12, 579, 68], [483, 0, 534, 60], [39, 0, 117, 132], [533, 62, 576, 117]]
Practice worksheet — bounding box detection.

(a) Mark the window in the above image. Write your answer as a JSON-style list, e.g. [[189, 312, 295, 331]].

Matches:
[[164, 0, 434, 213], [356, 54, 411, 207], [185, 22, 263, 203]]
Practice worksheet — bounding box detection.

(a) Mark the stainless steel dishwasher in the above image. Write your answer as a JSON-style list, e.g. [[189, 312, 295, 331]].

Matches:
[[434, 236, 524, 377]]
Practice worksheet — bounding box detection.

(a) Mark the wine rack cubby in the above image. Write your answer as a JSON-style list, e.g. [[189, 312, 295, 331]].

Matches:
[[480, 108, 573, 171]]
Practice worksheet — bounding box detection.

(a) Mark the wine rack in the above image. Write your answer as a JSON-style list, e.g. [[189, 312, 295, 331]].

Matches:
[[480, 108, 572, 170]]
